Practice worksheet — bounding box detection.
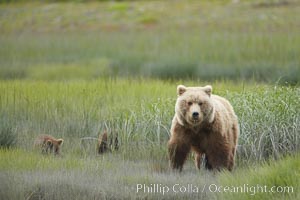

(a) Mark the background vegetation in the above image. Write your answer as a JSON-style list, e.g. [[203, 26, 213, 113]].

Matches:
[[0, 0, 300, 83], [0, 0, 299, 199]]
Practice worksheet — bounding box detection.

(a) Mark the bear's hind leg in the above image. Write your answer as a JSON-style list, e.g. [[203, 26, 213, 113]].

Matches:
[[227, 147, 237, 171], [204, 156, 213, 170], [194, 152, 203, 170]]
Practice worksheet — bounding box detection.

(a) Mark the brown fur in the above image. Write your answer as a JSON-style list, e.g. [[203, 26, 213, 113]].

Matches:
[[98, 130, 119, 154], [34, 134, 64, 155], [98, 131, 108, 154], [168, 85, 239, 171]]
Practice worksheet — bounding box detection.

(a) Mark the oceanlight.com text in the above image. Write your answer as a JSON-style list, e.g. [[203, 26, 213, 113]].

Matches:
[[208, 184, 294, 195], [136, 183, 294, 196]]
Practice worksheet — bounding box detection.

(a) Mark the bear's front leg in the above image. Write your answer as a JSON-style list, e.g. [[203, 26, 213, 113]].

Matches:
[[168, 140, 191, 172], [206, 146, 232, 171]]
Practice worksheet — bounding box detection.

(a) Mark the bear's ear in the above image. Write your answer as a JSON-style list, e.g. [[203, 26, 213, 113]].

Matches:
[[46, 140, 52, 146], [57, 139, 64, 145], [177, 85, 187, 96], [203, 85, 212, 97]]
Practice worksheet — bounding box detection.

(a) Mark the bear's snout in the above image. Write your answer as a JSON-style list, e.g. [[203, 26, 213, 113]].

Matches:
[[192, 112, 199, 119]]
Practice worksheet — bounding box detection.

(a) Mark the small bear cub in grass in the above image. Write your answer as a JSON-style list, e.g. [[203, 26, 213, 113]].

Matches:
[[168, 85, 239, 171], [34, 134, 64, 155], [98, 130, 119, 154]]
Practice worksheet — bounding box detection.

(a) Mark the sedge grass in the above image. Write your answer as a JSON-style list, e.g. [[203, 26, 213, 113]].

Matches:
[[0, 79, 299, 163]]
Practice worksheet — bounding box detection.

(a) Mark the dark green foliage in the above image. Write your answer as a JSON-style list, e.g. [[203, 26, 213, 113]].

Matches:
[[0, 118, 16, 148]]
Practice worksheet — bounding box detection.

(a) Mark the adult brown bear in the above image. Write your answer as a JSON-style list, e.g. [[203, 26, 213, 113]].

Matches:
[[168, 85, 239, 171]]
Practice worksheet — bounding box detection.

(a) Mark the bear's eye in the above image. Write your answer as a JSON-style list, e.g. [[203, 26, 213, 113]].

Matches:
[[198, 102, 203, 106], [187, 102, 193, 106]]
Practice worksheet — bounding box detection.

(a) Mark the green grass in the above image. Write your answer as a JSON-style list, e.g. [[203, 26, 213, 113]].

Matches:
[[0, 79, 299, 163], [220, 154, 300, 200], [0, 1, 299, 83], [0, 149, 85, 171], [0, 148, 299, 199]]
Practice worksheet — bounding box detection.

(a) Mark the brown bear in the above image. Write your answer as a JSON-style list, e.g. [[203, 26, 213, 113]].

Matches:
[[168, 85, 239, 171], [98, 130, 119, 154], [34, 134, 64, 155]]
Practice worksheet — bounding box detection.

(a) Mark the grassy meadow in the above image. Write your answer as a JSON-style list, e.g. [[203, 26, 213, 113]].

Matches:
[[0, 0, 300, 83], [0, 0, 300, 199]]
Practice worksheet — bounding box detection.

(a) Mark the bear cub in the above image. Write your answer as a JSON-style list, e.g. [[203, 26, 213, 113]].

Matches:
[[168, 85, 239, 171], [98, 131, 119, 154], [34, 134, 64, 155]]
